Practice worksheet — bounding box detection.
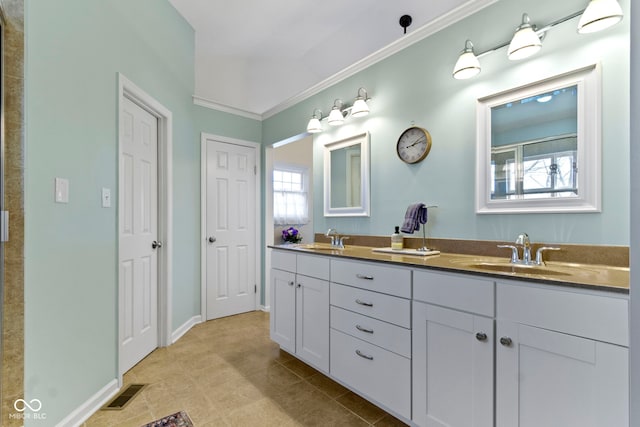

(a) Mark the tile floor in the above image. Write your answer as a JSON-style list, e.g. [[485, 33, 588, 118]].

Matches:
[[83, 311, 408, 426]]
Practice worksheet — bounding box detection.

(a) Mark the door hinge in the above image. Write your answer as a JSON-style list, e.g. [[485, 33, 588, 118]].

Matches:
[[254, 284, 257, 294], [254, 165, 257, 175], [0, 211, 8, 242]]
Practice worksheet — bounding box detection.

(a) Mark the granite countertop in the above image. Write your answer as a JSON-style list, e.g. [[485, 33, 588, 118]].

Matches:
[[270, 243, 629, 294]]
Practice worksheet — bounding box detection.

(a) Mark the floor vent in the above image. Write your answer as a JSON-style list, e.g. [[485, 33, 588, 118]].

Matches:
[[102, 384, 147, 410]]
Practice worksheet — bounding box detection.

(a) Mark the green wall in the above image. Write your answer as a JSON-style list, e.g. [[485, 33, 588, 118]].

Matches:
[[263, 0, 630, 245], [24, 1, 259, 425]]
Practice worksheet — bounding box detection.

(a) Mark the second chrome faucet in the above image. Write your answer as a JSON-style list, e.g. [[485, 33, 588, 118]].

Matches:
[[498, 233, 559, 266]]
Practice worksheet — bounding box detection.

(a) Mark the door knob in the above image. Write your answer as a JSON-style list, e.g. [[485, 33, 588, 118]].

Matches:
[[208, 236, 216, 243], [151, 240, 163, 249]]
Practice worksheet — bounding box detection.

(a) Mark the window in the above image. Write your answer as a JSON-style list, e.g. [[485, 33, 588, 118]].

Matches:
[[273, 168, 309, 225], [491, 136, 577, 200]]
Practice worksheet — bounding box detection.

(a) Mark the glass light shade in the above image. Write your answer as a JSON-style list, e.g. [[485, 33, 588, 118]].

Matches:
[[578, 0, 623, 34], [351, 98, 370, 117], [327, 107, 344, 126], [306, 117, 322, 133], [508, 25, 542, 60], [453, 51, 481, 79]]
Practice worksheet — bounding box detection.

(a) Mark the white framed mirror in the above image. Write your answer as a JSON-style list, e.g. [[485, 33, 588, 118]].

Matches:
[[476, 64, 601, 214], [324, 132, 370, 217]]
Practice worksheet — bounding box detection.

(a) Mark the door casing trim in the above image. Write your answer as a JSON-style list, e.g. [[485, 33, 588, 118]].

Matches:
[[117, 73, 173, 383], [200, 133, 261, 321]]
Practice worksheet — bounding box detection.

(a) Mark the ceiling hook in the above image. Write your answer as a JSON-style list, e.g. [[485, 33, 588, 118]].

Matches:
[[399, 15, 412, 34]]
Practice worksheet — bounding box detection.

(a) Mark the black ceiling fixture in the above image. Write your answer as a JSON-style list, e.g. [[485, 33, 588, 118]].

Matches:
[[399, 15, 412, 34]]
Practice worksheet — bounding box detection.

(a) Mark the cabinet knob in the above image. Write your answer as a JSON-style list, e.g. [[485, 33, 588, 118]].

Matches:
[[288, 281, 294, 287], [500, 337, 513, 347], [297, 283, 301, 288], [475, 332, 488, 342]]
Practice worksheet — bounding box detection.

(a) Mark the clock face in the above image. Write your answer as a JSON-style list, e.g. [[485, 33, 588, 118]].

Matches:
[[397, 126, 432, 164]]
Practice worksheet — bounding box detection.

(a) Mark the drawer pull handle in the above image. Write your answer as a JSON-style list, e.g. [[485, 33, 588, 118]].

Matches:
[[356, 349, 374, 360], [475, 332, 488, 342], [356, 274, 374, 280], [355, 299, 373, 307], [356, 324, 374, 334], [500, 337, 513, 347]]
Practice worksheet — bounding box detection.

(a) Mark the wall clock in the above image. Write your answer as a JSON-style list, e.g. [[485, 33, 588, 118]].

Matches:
[[396, 126, 432, 164]]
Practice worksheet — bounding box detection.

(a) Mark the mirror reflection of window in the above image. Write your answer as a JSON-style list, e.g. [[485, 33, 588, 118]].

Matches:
[[490, 85, 578, 201]]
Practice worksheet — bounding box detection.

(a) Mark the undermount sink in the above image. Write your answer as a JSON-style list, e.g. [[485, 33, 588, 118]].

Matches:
[[291, 243, 344, 251], [465, 262, 571, 277]]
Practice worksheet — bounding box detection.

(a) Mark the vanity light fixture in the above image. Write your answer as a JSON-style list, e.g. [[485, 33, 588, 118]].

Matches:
[[578, 0, 623, 34], [508, 14, 542, 60], [306, 109, 323, 133], [327, 99, 345, 126], [453, 40, 481, 79], [351, 88, 370, 118], [453, 0, 624, 79], [306, 88, 373, 133]]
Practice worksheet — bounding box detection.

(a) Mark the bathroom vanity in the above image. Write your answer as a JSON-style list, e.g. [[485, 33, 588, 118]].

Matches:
[[269, 243, 629, 426]]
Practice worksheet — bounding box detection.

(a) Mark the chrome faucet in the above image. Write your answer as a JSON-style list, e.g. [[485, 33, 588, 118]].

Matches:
[[325, 228, 349, 249], [515, 233, 532, 264], [498, 233, 559, 265]]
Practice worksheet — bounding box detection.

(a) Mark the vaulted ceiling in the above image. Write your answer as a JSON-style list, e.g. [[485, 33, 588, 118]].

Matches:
[[168, 0, 492, 117]]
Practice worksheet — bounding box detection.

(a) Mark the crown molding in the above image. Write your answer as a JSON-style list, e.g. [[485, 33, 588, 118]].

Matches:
[[193, 95, 263, 121], [193, 0, 497, 121]]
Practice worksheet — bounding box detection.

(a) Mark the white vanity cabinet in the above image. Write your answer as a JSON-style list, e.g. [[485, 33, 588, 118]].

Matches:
[[270, 250, 330, 373], [495, 282, 629, 427], [329, 258, 412, 419], [412, 270, 495, 427]]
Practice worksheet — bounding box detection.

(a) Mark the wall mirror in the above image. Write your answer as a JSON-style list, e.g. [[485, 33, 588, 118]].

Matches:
[[324, 132, 370, 217], [476, 64, 601, 214]]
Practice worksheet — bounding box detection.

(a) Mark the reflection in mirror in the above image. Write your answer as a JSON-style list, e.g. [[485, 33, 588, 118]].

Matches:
[[476, 64, 601, 213], [324, 132, 370, 217], [330, 144, 361, 208], [491, 86, 577, 200]]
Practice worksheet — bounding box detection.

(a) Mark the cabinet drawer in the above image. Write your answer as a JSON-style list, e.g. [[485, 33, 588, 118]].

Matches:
[[331, 259, 411, 298], [331, 329, 411, 419], [271, 250, 296, 272], [331, 306, 411, 358], [297, 253, 330, 280], [413, 270, 494, 317], [330, 283, 411, 328], [497, 282, 629, 346]]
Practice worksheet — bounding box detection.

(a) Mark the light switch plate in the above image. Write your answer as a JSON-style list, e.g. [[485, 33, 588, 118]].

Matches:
[[55, 178, 69, 203], [101, 188, 111, 208]]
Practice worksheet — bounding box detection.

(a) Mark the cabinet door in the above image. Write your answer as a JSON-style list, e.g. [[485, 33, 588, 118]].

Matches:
[[270, 268, 296, 353], [413, 302, 494, 427], [496, 321, 628, 427], [296, 275, 329, 373]]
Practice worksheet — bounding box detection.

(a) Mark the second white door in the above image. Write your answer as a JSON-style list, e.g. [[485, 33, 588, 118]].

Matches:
[[205, 138, 257, 319], [119, 97, 159, 373]]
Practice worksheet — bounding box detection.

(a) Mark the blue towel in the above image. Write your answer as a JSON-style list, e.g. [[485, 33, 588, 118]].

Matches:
[[401, 203, 428, 234]]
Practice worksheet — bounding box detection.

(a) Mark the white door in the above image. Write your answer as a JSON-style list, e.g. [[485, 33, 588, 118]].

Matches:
[[496, 321, 629, 427], [119, 97, 159, 373], [205, 139, 257, 319], [413, 302, 494, 427]]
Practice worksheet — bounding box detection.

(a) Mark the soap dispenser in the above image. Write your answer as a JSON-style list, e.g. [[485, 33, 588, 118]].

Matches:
[[391, 226, 403, 250]]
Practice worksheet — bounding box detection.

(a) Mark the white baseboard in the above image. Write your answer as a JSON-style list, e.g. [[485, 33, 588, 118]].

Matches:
[[171, 315, 202, 344], [260, 305, 270, 312], [56, 379, 119, 427]]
